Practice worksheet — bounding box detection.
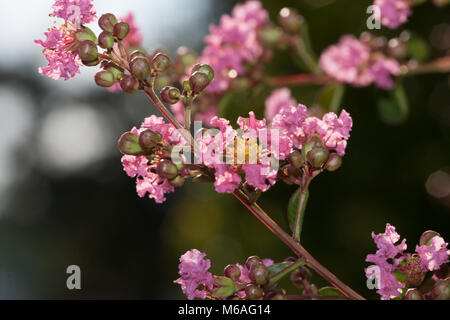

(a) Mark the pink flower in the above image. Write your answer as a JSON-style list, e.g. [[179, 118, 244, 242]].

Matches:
[[365, 259, 405, 300], [39, 50, 82, 80], [374, 0, 412, 29], [416, 236, 450, 271], [371, 223, 407, 260], [319, 35, 399, 90], [214, 165, 242, 194], [232, 1, 269, 27], [121, 155, 148, 178], [136, 172, 175, 204], [265, 88, 297, 122], [52, 0, 96, 26], [271, 104, 309, 149], [120, 12, 143, 50], [174, 249, 214, 300]]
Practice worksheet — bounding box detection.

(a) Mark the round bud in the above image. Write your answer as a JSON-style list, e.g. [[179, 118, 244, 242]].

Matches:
[[288, 150, 304, 169], [98, 31, 114, 49], [160, 86, 181, 104], [104, 63, 123, 82], [113, 22, 130, 40], [259, 26, 283, 48], [120, 75, 140, 94], [278, 7, 304, 33], [191, 64, 215, 84], [420, 230, 441, 246], [75, 27, 97, 44], [130, 57, 151, 80], [387, 38, 408, 60], [326, 153, 343, 172], [99, 13, 118, 33], [307, 147, 330, 169], [224, 265, 241, 282], [152, 53, 171, 72], [249, 263, 270, 286], [139, 129, 162, 151], [245, 284, 263, 300], [77, 40, 98, 63], [83, 58, 99, 67], [403, 288, 423, 300], [130, 50, 147, 61], [245, 256, 262, 270], [431, 278, 450, 300], [156, 159, 179, 180], [189, 71, 209, 94], [118, 132, 143, 155], [169, 176, 185, 188], [95, 71, 115, 87]]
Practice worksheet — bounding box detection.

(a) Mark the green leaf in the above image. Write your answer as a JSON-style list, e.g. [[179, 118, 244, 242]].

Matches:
[[378, 80, 409, 125], [318, 287, 344, 297], [267, 262, 293, 277], [287, 188, 309, 240], [314, 84, 346, 112]]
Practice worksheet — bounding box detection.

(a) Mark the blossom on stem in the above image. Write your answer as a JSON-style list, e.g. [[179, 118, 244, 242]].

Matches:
[[416, 236, 450, 271], [174, 249, 214, 300], [374, 0, 412, 29], [265, 88, 297, 122], [52, 0, 96, 26], [319, 35, 400, 90]]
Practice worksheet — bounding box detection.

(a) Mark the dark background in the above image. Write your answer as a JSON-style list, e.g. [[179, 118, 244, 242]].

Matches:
[[0, 0, 449, 299]]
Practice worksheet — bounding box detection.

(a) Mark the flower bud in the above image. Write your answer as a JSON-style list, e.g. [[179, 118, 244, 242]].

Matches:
[[403, 288, 423, 300], [75, 27, 97, 45], [118, 132, 143, 155], [259, 26, 283, 48], [160, 86, 181, 104], [387, 38, 408, 60], [303, 134, 325, 158], [288, 150, 304, 169], [156, 159, 178, 180], [189, 71, 209, 94], [139, 129, 162, 151], [307, 147, 330, 169], [120, 75, 140, 94], [278, 8, 304, 33], [99, 13, 118, 33], [400, 255, 425, 287], [95, 71, 115, 87], [245, 256, 262, 270], [245, 284, 263, 300], [191, 64, 215, 84], [326, 153, 343, 172], [130, 57, 151, 80], [152, 53, 171, 72], [130, 50, 147, 61], [420, 230, 441, 246], [212, 277, 238, 299], [98, 31, 114, 50], [169, 176, 185, 188], [77, 40, 98, 63], [104, 63, 123, 82], [224, 265, 241, 282], [113, 22, 130, 40], [249, 263, 270, 286], [83, 58, 99, 67], [431, 278, 450, 300]]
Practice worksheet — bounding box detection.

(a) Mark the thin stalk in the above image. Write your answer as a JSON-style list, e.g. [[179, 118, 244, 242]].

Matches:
[[293, 187, 309, 242], [268, 260, 306, 288], [292, 37, 321, 75], [329, 84, 346, 113], [232, 189, 365, 300], [185, 97, 192, 131]]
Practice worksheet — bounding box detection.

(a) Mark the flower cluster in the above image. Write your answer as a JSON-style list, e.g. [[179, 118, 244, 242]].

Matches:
[[319, 35, 400, 90], [198, 1, 269, 94], [365, 224, 449, 300], [374, 0, 412, 29]]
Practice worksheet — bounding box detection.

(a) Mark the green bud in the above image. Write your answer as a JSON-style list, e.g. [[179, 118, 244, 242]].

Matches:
[[75, 27, 97, 45], [191, 64, 215, 84], [120, 75, 140, 94], [95, 71, 115, 87], [83, 58, 99, 67], [224, 265, 241, 282], [403, 288, 423, 300], [156, 159, 178, 180], [212, 277, 238, 299], [307, 147, 330, 169], [249, 263, 270, 286], [160, 86, 181, 104], [245, 284, 263, 300], [152, 53, 171, 72], [130, 57, 151, 81], [259, 26, 283, 48], [303, 135, 325, 160], [113, 22, 130, 40], [130, 50, 147, 61], [189, 71, 209, 94], [288, 150, 304, 169], [98, 31, 115, 50], [99, 13, 118, 33], [183, 80, 192, 92], [118, 132, 143, 155], [245, 256, 262, 270], [420, 230, 441, 246], [431, 278, 450, 300], [77, 40, 98, 63], [278, 7, 304, 33], [139, 129, 162, 151], [326, 153, 343, 172], [104, 63, 123, 82]]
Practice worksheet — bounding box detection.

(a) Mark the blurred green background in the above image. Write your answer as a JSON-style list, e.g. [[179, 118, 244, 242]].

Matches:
[[0, 0, 449, 299]]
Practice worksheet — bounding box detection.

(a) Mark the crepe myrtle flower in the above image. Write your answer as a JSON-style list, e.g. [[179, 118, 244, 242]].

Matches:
[[374, 0, 412, 29], [265, 88, 297, 123]]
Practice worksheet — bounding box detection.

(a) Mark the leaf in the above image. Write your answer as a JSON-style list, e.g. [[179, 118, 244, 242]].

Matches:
[[378, 80, 409, 125], [318, 287, 344, 297], [287, 188, 301, 232], [315, 84, 346, 112], [267, 262, 293, 277]]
